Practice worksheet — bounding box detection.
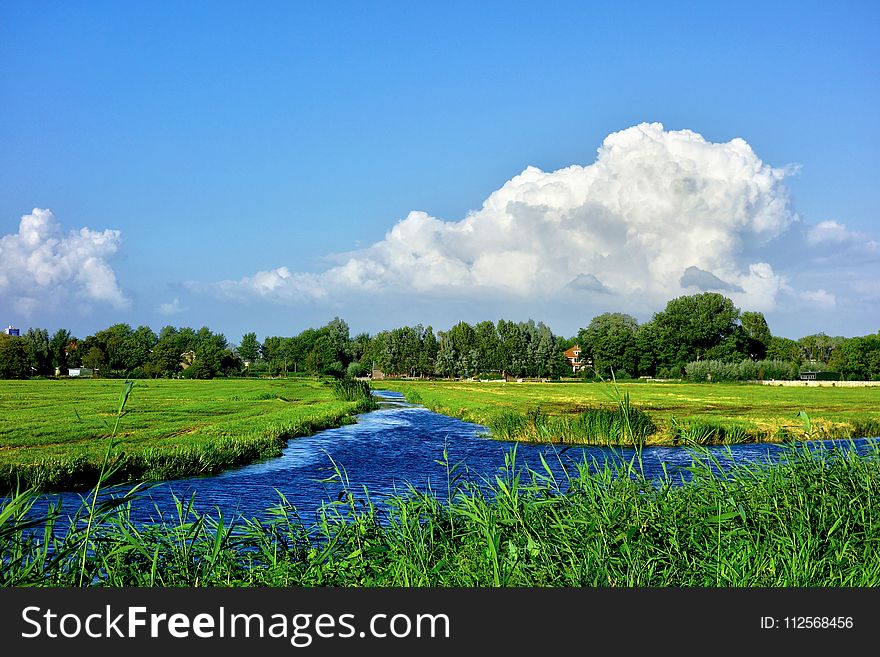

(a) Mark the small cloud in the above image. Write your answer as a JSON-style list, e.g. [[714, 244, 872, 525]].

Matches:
[[680, 266, 744, 293], [799, 289, 836, 308], [807, 220, 853, 245], [806, 220, 880, 252], [567, 273, 612, 293], [157, 298, 187, 315]]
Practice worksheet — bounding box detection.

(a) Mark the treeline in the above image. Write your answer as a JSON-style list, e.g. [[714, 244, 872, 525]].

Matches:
[[0, 324, 240, 379], [577, 294, 879, 381], [363, 319, 566, 379], [1, 292, 879, 381]]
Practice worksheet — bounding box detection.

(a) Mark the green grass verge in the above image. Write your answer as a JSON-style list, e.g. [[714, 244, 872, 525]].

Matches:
[[375, 380, 880, 446], [0, 378, 376, 492]]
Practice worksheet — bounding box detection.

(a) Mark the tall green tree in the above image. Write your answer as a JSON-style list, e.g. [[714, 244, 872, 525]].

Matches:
[[635, 322, 658, 377], [578, 313, 640, 378], [651, 293, 745, 373], [828, 335, 880, 380], [49, 328, 73, 374], [434, 335, 457, 377], [474, 321, 501, 373], [146, 338, 180, 377], [798, 333, 844, 365], [496, 320, 527, 376], [237, 332, 261, 363], [419, 326, 439, 376], [766, 336, 802, 364], [24, 328, 52, 376], [740, 311, 772, 360], [0, 334, 29, 379], [82, 346, 106, 373], [261, 336, 287, 375]]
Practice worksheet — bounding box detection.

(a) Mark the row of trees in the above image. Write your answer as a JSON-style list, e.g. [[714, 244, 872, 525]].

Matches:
[[577, 294, 880, 380], [0, 324, 238, 379], [577, 295, 774, 379], [361, 319, 567, 379], [1, 292, 878, 380]]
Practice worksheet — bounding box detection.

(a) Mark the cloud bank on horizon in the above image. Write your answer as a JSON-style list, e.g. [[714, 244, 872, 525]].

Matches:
[[204, 122, 843, 314], [4, 123, 877, 333], [0, 208, 128, 317]]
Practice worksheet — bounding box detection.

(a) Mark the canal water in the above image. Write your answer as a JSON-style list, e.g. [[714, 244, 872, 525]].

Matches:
[[23, 390, 880, 526]]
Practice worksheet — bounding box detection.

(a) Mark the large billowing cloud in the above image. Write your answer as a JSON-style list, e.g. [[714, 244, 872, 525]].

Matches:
[[204, 123, 814, 312], [0, 208, 128, 316]]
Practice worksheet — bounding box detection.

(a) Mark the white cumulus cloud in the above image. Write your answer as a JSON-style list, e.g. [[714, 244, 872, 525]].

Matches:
[[799, 289, 837, 309], [806, 219, 879, 255], [0, 208, 128, 316], [157, 298, 187, 316], [203, 122, 805, 311]]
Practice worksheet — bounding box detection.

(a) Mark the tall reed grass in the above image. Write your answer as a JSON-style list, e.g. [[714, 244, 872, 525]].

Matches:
[[486, 392, 655, 446]]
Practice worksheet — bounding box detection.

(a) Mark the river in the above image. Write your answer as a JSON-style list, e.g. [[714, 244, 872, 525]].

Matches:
[[22, 390, 880, 526]]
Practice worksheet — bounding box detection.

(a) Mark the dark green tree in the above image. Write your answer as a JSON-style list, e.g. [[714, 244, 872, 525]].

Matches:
[[49, 328, 73, 374], [578, 313, 640, 378], [651, 293, 745, 374], [82, 346, 106, 373], [828, 335, 880, 380], [419, 326, 439, 376], [635, 322, 658, 377], [0, 334, 29, 378], [237, 332, 261, 363], [24, 328, 52, 376], [146, 338, 181, 377], [766, 336, 802, 364], [740, 311, 772, 360]]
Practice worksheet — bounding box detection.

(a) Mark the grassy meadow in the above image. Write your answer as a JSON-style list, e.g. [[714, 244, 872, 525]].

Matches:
[[376, 379, 880, 446], [0, 377, 375, 492]]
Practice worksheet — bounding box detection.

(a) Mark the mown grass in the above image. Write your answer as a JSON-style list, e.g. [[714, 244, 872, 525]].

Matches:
[[378, 380, 880, 445], [3, 439, 880, 586], [0, 378, 376, 492]]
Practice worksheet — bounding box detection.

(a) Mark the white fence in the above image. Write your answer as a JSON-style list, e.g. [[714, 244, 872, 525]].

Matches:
[[757, 380, 880, 387]]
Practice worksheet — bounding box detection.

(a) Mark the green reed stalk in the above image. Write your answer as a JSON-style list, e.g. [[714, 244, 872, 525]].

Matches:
[[78, 379, 134, 586]]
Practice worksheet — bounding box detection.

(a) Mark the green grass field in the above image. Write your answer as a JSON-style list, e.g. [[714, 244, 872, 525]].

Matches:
[[376, 379, 880, 445], [0, 377, 373, 491]]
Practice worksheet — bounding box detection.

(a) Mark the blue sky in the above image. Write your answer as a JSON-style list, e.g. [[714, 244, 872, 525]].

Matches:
[[1, 1, 878, 343]]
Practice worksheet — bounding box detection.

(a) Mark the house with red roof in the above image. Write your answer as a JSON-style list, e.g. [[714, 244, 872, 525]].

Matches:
[[563, 345, 589, 373]]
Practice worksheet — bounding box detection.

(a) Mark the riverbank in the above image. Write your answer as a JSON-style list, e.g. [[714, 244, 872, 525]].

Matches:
[[376, 380, 880, 446], [0, 378, 376, 492]]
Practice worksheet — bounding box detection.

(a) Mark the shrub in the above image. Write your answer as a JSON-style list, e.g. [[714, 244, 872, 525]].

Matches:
[[685, 359, 799, 382]]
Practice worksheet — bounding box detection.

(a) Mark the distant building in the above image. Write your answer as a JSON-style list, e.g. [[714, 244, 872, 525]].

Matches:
[[67, 367, 94, 378], [3, 325, 20, 336], [800, 371, 841, 382], [564, 345, 590, 373]]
